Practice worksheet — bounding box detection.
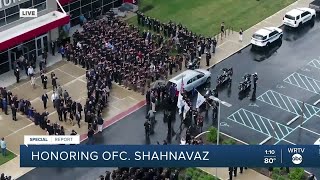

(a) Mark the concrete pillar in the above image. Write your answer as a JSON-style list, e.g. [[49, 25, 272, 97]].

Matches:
[[47, 0, 59, 42]]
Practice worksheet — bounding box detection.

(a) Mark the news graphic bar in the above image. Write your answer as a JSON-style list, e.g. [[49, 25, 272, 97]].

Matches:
[[24, 135, 80, 146], [20, 145, 320, 167]]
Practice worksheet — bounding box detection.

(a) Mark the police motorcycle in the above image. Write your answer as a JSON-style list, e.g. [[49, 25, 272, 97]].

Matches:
[[187, 57, 200, 70], [238, 74, 252, 92], [216, 68, 233, 87]]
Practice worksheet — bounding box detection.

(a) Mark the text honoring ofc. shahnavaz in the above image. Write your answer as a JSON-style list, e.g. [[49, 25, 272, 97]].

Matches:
[[31, 150, 210, 161]]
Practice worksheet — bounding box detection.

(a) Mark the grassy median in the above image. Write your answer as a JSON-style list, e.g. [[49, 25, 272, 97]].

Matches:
[[0, 150, 16, 165], [130, 0, 295, 35]]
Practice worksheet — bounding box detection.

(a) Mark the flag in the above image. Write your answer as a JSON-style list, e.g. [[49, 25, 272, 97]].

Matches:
[[196, 91, 206, 108], [183, 103, 190, 120], [177, 92, 185, 114]]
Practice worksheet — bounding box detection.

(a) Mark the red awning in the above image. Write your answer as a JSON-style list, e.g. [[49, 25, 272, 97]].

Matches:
[[59, 0, 75, 6], [0, 11, 70, 52]]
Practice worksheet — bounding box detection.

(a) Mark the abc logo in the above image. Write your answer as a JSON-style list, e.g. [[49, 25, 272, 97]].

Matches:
[[292, 154, 303, 165]]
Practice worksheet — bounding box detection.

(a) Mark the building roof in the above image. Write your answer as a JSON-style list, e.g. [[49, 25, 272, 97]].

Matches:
[[0, 11, 69, 51]]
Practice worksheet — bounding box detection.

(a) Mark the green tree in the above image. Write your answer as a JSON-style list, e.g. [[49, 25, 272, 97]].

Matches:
[[206, 127, 217, 143]]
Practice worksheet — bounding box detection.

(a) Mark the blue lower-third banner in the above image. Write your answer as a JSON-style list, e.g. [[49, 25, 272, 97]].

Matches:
[[20, 145, 320, 167]]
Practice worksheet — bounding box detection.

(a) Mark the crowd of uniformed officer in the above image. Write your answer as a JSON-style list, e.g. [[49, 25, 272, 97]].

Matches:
[[137, 11, 217, 67], [68, 16, 185, 98]]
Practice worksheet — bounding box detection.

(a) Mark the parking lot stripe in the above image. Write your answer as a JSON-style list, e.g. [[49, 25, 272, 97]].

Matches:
[[270, 90, 282, 108], [308, 59, 320, 70], [227, 109, 294, 140], [267, 120, 279, 139], [227, 111, 271, 137], [277, 123, 285, 137], [248, 111, 263, 132], [304, 76, 317, 93], [299, 126, 320, 136], [243, 110, 255, 129], [284, 72, 320, 94], [257, 90, 320, 120], [258, 115, 271, 136]]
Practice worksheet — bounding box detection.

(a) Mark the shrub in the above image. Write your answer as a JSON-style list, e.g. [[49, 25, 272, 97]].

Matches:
[[206, 127, 218, 143], [222, 139, 236, 145], [288, 168, 304, 180], [182, 168, 219, 180]]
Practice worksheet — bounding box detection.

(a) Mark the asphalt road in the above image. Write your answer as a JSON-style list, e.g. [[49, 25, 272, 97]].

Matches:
[[19, 19, 320, 179]]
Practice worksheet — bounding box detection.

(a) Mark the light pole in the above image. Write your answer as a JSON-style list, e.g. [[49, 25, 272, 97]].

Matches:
[[209, 96, 232, 177]]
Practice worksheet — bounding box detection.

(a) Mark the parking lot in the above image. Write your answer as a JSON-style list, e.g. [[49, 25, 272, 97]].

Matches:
[[205, 18, 320, 147]]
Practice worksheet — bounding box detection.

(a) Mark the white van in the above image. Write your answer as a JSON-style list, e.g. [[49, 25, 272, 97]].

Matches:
[[283, 8, 316, 28]]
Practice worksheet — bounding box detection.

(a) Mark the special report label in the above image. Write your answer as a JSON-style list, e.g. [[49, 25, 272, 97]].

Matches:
[[20, 145, 320, 167], [24, 135, 80, 146]]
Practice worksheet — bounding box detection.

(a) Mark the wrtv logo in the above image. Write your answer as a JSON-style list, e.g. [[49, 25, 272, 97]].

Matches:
[[20, 8, 37, 18]]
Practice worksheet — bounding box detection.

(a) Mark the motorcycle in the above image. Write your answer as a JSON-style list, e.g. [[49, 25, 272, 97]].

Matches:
[[238, 74, 252, 92], [216, 68, 233, 87]]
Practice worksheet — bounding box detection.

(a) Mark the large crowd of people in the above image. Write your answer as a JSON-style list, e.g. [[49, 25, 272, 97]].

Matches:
[[99, 167, 180, 180], [1, 8, 219, 180]]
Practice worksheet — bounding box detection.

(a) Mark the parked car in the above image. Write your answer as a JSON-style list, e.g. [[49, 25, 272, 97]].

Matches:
[[309, 0, 320, 13], [168, 69, 211, 92], [283, 8, 316, 28], [251, 27, 283, 48]]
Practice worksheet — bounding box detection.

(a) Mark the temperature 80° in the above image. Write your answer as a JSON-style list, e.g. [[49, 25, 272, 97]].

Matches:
[[264, 157, 276, 164]]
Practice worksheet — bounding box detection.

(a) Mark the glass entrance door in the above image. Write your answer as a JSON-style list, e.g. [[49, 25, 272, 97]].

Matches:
[[9, 51, 17, 69], [35, 34, 48, 57]]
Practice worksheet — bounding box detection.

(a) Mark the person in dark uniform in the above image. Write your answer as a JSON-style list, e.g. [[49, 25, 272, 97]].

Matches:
[[57, 105, 63, 121], [220, 22, 225, 39], [41, 93, 49, 109], [52, 75, 58, 90], [239, 167, 247, 173], [228, 167, 233, 180], [14, 67, 20, 83], [253, 73, 258, 90], [51, 41, 56, 56], [144, 120, 150, 137], [233, 167, 238, 177], [205, 52, 211, 66], [11, 104, 17, 121], [43, 75, 48, 89]]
